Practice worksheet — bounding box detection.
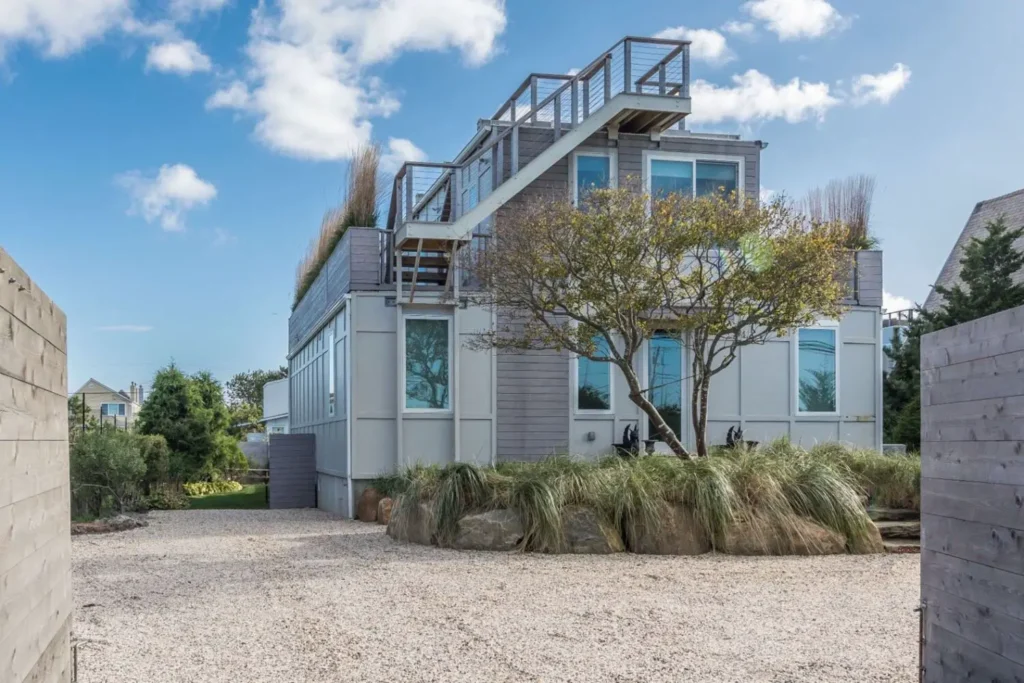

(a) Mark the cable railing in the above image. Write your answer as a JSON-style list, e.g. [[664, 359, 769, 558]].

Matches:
[[384, 36, 692, 282]]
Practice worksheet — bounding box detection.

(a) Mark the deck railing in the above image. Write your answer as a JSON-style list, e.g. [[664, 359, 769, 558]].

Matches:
[[384, 36, 691, 256]]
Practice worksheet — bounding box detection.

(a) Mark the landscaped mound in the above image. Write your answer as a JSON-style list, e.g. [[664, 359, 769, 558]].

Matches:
[[381, 442, 921, 556]]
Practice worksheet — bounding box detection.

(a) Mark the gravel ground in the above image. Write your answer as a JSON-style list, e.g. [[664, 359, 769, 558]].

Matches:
[[72, 509, 920, 683]]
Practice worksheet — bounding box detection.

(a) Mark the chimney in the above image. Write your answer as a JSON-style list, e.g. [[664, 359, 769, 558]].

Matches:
[[138, 385, 144, 403], [130, 382, 137, 403]]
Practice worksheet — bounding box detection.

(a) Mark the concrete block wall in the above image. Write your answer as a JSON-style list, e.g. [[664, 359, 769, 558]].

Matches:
[[0, 248, 73, 683]]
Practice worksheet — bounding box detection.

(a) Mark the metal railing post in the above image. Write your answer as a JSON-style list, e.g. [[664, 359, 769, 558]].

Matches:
[[510, 99, 516, 122], [492, 140, 499, 189], [571, 80, 579, 127], [404, 170, 413, 223], [603, 55, 612, 103], [452, 169, 462, 219], [530, 76, 538, 124], [623, 39, 631, 94], [682, 44, 690, 99], [511, 127, 519, 175], [495, 138, 504, 186], [553, 92, 561, 139], [582, 78, 590, 118], [658, 63, 666, 95]]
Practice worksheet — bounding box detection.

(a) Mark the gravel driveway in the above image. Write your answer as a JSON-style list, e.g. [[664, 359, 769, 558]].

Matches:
[[72, 509, 919, 683]]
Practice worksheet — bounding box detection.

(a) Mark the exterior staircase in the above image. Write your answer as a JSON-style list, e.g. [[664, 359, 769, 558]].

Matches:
[[868, 507, 921, 554]]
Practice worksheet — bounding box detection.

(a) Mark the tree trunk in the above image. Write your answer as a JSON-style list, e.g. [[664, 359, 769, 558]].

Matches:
[[619, 361, 692, 459], [695, 376, 710, 458]]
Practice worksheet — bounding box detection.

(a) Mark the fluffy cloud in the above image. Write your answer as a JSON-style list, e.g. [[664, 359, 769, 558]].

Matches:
[[209, 0, 506, 161], [116, 163, 217, 231], [689, 69, 840, 125], [655, 26, 733, 65], [883, 291, 915, 313], [743, 0, 847, 40], [0, 0, 130, 60], [169, 0, 230, 18], [146, 39, 212, 74], [721, 21, 756, 37], [381, 137, 427, 174], [852, 63, 912, 105]]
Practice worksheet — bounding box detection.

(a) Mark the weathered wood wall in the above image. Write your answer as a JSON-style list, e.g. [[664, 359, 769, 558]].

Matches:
[[920, 305, 1024, 682], [0, 248, 73, 683]]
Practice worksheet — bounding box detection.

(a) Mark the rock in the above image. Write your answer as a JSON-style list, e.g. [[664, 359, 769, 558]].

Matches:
[[874, 520, 920, 539], [452, 509, 524, 551], [560, 507, 624, 554], [849, 521, 886, 554], [627, 504, 710, 555], [376, 497, 394, 525], [720, 515, 845, 556], [867, 507, 919, 522], [386, 500, 435, 546], [356, 487, 382, 522], [71, 514, 148, 536]]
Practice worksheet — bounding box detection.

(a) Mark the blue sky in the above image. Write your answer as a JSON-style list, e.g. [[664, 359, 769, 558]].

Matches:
[[2, 0, 1022, 394]]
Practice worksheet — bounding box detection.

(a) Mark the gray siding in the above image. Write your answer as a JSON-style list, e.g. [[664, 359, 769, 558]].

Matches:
[[289, 227, 382, 355], [920, 305, 1024, 682], [846, 250, 883, 307], [268, 434, 316, 508]]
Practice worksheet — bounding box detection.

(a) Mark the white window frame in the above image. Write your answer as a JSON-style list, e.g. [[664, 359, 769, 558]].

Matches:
[[571, 148, 619, 204], [402, 313, 454, 413], [643, 151, 745, 201], [572, 337, 615, 415], [793, 323, 841, 416], [100, 402, 126, 417]]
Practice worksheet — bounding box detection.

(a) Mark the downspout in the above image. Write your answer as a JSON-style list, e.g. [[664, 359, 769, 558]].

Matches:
[[344, 295, 354, 519]]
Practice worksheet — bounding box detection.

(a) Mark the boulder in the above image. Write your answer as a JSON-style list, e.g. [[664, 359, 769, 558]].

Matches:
[[71, 514, 148, 536], [356, 487, 382, 522], [628, 504, 710, 555], [376, 497, 394, 525], [560, 507, 624, 554], [848, 521, 886, 554], [452, 509, 524, 551], [720, 515, 845, 556], [386, 501, 435, 546]]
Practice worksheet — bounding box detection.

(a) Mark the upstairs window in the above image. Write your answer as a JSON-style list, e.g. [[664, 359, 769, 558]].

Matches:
[[648, 155, 741, 200], [650, 159, 693, 199], [100, 403, 126, 417], [797, 328, 838, 414], [576, 335, 612, 411], [696, 162, 739, 198], [405, 317, 452, 411]]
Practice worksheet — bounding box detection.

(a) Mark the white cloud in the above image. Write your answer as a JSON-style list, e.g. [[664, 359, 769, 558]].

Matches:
[[208, 0, 506, 161], [145, 39, 212, 74], [95, 325, 154, 332], [206, 80, 251, 109], [852, 63, 911, 105], [211, 227, 235, 247], [567, 67, 580, 77], [883, 291, 915, 313], [689, 69, 840, 125], [743, 0, 847, 40], [381, 137, 427, 174], [722, 20, 756, 37], [655, 26, 733, 65], [0, 0, 130, 60], [169, 0, 230, 19], [116, 163, 217, 231]]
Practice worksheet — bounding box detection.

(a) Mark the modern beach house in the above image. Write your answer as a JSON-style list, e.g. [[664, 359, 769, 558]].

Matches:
[[287, 36, 885, 517]]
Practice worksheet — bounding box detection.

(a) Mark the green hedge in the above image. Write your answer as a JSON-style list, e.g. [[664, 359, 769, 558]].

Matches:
[[184, 480, 244, 496]]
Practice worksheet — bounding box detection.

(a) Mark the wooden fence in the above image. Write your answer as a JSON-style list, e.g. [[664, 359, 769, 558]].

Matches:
[[920, 305, 1024, 682]]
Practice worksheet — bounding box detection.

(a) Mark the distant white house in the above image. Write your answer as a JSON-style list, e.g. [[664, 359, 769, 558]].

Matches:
[[262, 377, 289, 434]]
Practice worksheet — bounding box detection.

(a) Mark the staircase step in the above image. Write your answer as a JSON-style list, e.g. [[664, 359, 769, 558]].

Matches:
[[875, 520, 920, 540], [868, 507, 920, 522], [884, 540, 921, 554]]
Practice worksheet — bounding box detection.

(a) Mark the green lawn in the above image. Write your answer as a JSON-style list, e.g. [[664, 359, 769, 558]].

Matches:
[[187, 484, 268, 510]]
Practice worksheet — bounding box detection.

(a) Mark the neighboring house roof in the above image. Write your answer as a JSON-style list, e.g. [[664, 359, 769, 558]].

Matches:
[[71, 378, 140, 405], [925, 187, 1024, 311]]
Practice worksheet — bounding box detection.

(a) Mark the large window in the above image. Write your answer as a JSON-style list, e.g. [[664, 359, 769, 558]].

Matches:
[[797, 328, 838, 413], [573, 152, 615, 203], [328, 328, 336, 416], [405, 317, 451, 410], [100, 403, 126, 417], [648, 155, 741, 200], [648, 331, 683, 439], [576, 336, 612, 411]]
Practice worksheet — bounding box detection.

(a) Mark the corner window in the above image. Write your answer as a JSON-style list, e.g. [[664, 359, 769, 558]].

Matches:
[[696, 161, 738, 198], [650, 159, 693, 199], [576, 336, 612, 411], [405, 317, 451, 410], [573, 151, 616, 204], [648, 331, 682, 439], [100, 403, 126, 417], [328, 329, 336, 416], [797, 328, 838, 413]]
